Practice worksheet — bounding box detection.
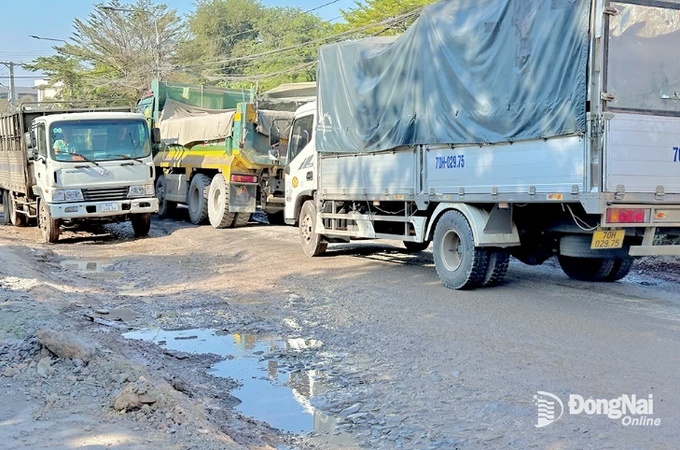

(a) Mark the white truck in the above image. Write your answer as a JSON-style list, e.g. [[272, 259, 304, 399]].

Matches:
[[273, 0, 680, 289], [0, 103, 159, 243]]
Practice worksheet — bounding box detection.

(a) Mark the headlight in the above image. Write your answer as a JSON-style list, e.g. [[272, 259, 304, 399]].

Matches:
[[52, 189, 84, 203], [128, 185, 154, 198]]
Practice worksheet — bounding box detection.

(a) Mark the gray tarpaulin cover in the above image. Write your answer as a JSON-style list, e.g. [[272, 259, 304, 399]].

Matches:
[[158, 98, 235, 146], [316, 0, 590, 153]]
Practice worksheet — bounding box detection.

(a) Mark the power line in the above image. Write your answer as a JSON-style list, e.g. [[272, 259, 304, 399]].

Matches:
[[179, 7, 423, 71]]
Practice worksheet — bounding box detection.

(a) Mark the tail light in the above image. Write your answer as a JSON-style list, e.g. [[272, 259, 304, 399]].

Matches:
[[606, 208, 648, 224], [231, 174, 257, 183]]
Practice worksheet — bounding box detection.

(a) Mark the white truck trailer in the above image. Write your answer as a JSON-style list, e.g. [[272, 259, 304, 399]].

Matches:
[[0, 103, 159, 243], [274, 0, 680, 289]]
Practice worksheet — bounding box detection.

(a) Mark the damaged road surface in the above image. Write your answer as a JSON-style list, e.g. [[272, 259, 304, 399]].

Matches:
[[1, 216, 680, 449]]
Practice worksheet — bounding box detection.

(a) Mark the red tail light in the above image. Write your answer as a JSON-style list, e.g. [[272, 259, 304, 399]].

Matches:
[[231, 174, 257, 183], [606, 208, 648, 224]]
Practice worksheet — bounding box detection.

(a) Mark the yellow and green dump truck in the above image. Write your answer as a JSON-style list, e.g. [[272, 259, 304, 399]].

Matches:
[[137, 80, 315, 227]]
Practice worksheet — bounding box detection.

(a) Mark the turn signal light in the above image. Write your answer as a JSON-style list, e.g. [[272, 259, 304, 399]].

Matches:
[[231, 174, 257, 183], [606, 208, 648, 224]]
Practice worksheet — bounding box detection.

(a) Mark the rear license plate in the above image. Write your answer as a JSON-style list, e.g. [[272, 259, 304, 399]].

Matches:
[[591, 229, 624, 249], [100, 202, 119, 212]]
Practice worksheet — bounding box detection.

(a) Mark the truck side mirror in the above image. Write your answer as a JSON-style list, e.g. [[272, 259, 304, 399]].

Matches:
[[24, 132, 35, 160], [269, 124, 281, 148], [151, 127, 161, 144], [284, 164, 291, 175]]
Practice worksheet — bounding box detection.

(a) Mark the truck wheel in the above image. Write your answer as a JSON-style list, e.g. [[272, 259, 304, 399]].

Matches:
[[232, 213, 250, 228], [300, 200, 327, 257], [1, 190, 10, 225], [38, 199, 60, 243], [207, 174, 236, 228], [558, 255, 616, 282], [483, 250, 510, 286], [8, 192, 27, 227], [187, 173, 211, 225], [433, 210, 488, 290], [604, 257, 634, 282], [403, 241, 430, 252], [155, 175, 176, 219], [131, 213, 152, 237]]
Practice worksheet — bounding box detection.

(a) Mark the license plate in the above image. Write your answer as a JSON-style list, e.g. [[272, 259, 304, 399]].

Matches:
[[100, 202, 119, 212], [591, 229, 625, 249]]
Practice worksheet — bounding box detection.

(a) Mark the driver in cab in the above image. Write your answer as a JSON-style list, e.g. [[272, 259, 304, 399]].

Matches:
[[53, 128, 84, 161]]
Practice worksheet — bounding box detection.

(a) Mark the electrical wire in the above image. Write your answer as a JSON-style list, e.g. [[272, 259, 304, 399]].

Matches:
[[564, 204, 598, 231]]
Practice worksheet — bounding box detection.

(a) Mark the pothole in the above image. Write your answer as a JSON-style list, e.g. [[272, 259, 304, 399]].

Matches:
[[123, 328, 355, 444], [60, 259, 113, 273]]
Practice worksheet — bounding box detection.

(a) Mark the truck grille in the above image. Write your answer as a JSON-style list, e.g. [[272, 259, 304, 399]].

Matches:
[[82, 187, 128, 201]]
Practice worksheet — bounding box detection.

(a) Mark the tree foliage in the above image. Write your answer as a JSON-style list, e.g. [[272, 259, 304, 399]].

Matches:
[[25, 0, 439, 101], [179, 0, 333, 91], [339, 0, 438, 35], [25, 0, 184, 104]]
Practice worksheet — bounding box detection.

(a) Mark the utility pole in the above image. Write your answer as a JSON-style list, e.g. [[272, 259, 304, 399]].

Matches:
[[0, 61, 17, 104]]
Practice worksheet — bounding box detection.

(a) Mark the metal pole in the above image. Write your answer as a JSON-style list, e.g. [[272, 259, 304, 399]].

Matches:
[[0, 61, 17, 104], [153, 16, 161, 80]]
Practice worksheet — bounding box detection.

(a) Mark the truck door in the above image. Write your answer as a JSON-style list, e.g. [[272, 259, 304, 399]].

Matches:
[[284, 113, 315, 222], [603, 1, 680, 195], [32, 123, 50, 194]]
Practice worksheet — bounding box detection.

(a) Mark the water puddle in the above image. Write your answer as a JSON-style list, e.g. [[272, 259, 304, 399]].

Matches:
[[60, 259, 112, 273], [123, 328, 354, 443]]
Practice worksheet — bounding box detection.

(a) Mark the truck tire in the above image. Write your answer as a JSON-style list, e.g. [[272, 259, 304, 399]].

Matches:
[[131, 213, 152, 237], [558, 255, 616, 282], [8, 191, 27, 227], [604, 257, 634, 282], [207, 174, 236, 228], [1, 190, 10, 225], [232, 213, 250, 227], [403, 240, 430, 252], [187, 173, 211, 225], [483, 250, 510, 286], [155, 175, 176, 219], [300, 200, 327, 257], [433, 210, 488, 290], [38, 199, 60, 243]]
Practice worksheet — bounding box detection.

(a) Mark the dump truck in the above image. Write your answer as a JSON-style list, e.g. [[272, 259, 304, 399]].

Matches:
[[0, 102, 159, 243], [272, 0, 680, 289], [137, 80, 315, 228]]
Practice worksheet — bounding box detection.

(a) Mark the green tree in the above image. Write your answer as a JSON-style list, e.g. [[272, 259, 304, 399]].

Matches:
[[179, 0, 333, 90], [340, 0, 437, 36], [25, 0, 184, 104]]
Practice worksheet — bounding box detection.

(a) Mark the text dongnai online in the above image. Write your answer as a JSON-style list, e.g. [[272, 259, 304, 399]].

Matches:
[[568, 394, 660, 426]]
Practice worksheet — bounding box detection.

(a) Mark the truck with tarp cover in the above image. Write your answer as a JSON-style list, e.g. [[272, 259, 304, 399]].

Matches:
[[273, 0, 680, 289], [0, 102, 159, 243], [138, 80, 315, 228]]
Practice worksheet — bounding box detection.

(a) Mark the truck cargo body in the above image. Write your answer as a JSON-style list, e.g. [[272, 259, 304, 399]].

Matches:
[[282, 0, 680, 289], [139, 80, 314, 228], [0, 104, 159, 242]]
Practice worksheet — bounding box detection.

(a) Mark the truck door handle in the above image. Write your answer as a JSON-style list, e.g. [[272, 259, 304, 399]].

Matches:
[[306, 171, 313, 181]]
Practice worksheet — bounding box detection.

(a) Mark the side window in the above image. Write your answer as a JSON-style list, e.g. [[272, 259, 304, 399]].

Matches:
[[288, 115, 314, 162], [36, 124, 47, 157]]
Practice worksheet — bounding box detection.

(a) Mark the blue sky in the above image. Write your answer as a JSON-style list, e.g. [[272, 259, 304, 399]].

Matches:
[[0, 0, 357, 88]]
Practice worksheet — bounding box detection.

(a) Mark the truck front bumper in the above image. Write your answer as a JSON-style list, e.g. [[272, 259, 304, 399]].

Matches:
[[49, 197, 159, 220]]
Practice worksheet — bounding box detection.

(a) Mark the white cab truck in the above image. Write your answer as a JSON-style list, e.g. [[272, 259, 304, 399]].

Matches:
[[273, 0, 680, 289], [0, 103, 159, 243]]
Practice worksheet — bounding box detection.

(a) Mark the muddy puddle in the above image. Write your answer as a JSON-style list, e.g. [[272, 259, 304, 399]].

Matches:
[[123, 328, 354, 443], [60, 259, 112, 273]]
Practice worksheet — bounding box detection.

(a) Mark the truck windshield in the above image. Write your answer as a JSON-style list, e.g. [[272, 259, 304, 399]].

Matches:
[[50, 120, 151, 162], [607, 1, 680, 114]]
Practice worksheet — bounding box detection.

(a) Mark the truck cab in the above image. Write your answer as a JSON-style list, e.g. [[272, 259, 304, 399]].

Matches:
[[281, 101, 316, 226], [25, 111, 158, 242]]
